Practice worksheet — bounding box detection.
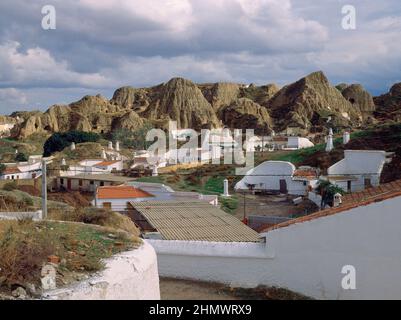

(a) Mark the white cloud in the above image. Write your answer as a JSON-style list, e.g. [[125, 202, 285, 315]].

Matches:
[[79, 0, 194, 33], [0, 41, 110, 88]]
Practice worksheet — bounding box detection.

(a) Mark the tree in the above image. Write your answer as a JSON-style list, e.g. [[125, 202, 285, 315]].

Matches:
[[0, 163, 6, 176], [15, 152, 28, 162], [43, 131, 100, 156]]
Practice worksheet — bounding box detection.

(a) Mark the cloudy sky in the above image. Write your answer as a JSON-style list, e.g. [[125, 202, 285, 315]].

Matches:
[[0, 0, 400, 113]]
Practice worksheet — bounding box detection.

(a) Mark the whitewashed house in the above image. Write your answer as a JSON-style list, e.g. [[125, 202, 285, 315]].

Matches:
[[60, 159, 124, 177], [92, 185, 154, 211], [234, 161, 318, 196], [93, 160, 123, 172], [284, 136, 314, 150], [325, 150, 389, 192], [0, 161, 42, 180]]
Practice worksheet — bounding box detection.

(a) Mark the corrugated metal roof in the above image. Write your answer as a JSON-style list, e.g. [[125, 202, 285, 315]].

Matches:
[[131, 200, 261, 242]]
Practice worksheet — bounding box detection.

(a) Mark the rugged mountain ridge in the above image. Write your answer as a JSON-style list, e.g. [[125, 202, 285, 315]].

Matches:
[[5, 71, 395, 139]]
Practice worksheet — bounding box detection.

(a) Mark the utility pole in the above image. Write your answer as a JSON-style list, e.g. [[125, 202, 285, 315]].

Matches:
[[243, 192, 246, 221], [41, 159, 47, 219]]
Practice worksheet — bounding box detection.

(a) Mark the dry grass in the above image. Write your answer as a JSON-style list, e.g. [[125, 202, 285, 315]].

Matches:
[[48, 207, 140, 237], [0, 218, 139, 293]]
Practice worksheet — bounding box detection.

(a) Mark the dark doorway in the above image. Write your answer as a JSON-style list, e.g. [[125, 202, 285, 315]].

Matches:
[[279, 179, 288, 193]]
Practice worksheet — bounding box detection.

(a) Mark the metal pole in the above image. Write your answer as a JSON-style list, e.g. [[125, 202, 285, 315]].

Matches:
[[243, 192, 246, 221], [41, 159, 47, 219]]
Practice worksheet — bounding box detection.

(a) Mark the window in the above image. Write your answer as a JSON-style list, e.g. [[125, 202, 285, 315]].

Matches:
[[347, 180, 352, 192], [364, 178, 372, 188], [90, 180, 94, 185], [103, 202, 112, 209], [79, 180, 83, 186], [60, 178, 64, 185], [100, 181, 105, 186]]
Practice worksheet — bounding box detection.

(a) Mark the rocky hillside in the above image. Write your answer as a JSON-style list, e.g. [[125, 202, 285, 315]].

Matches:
[[4, 71, 399, 139], [267, 71, 362, 134], [374, 83, 401, 122]]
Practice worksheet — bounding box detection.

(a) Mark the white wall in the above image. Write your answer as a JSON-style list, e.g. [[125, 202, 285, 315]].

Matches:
[[328, 150, 386, 192], [93, 197, 151, 211], [287, 137, 314, 149], [43, 241, 160, 300], [235, 161, 310, 195], [149, 195, 401, 299]]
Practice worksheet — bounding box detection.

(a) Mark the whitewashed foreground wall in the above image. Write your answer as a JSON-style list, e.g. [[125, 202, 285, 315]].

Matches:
[[149, 195, 401, 300], [43, 241, 160, 300]]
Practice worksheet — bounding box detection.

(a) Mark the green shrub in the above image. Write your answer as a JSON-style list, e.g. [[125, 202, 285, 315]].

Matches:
[[43, 131, 100, 156], [3, 181, 18, 191], [15, 152, 28, 162]]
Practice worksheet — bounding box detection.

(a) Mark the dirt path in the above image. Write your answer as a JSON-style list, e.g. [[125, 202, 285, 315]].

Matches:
[[160, 278, 241, 300], [159, 278, 309, 300]]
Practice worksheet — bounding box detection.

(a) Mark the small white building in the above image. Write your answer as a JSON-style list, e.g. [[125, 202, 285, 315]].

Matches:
[[285, 137, 314, 150], [60, 159, 124, 177], [235, 161, 318, 196], [92, 185, 154, 211], [93, 160, 123, 172], [326, 150, 389, 192], [55, 174, 135, 192], [0, 161, 42, 180]]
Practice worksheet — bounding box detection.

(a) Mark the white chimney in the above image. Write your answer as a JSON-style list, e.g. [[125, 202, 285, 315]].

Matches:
[[115, 141, 120, 152], [326, 133, 334, 152], [70, 142, 76, 151], [108, 141, 113, 150], [101, 149, 107, 159], [61, 158, 66, 166], [152, 165, 158, 177], [333, 193, 342, 207], [222, 179, 230, 197], [329, 128, 333, 135], [343, 131, 350, 145]]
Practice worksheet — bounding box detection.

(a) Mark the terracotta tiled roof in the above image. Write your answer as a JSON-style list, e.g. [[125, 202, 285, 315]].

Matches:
[[2, 167, 21, 175], [97, 186, 153, 199], [293, 169, 318, 180], [261, 179, 401, 233], [95, 160, 120, 166]]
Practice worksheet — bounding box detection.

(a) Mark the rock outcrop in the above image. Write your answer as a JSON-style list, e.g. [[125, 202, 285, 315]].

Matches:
[[6, 73, 400, 140], [142, 77, 220, 130], [110, 86, 150, 113], [374, 83, 401, 121], [340, 84, 375, 117], [267, 71, 361, 132], [112, 111, 144, 131], [220, 98, 272, 134], [199, 82, 241, 111], [240, 83, 279, 106]]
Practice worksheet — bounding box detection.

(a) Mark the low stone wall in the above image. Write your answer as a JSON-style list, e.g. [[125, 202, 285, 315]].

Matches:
[[43, 241, 160, 300], [0, 211, 42, 221]]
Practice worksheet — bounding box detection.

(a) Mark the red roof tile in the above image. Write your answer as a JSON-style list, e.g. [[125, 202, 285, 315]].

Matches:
[[95, 160, 120, 167], [2, 167, 21, 175], [97, 185, 153, 199], [261, 179, 401, 233]]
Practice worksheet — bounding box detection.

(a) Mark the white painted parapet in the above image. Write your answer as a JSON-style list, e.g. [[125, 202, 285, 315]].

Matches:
[[43, 241, 160, 300]]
